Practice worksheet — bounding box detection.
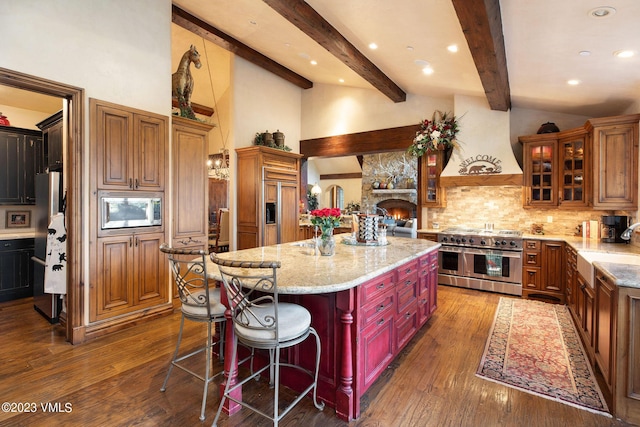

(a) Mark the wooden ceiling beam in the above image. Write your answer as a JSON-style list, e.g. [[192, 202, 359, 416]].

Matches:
[[451, 0, 511, 111], [172, 5, 313, 90], [263, 0, 406, 103], [300, 125, 420, 158]]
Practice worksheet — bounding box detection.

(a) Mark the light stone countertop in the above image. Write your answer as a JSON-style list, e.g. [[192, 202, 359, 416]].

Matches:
[[0, 229, 36, 240], [207, 234, 440, 294]]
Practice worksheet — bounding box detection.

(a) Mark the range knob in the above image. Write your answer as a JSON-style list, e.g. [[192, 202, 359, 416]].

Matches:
[[501, 240, 507, 246], [510, 241, 517, 247], [494, 241, 500, 246], [461, 238, 467, 243], [480, 240, 486, 245], [455, 238, 461, 244], [442, 237, 448, 242], [469, 238, 475, 244]]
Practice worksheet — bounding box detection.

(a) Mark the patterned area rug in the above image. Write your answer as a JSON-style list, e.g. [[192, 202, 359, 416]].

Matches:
[[477, 297, 610, 415]]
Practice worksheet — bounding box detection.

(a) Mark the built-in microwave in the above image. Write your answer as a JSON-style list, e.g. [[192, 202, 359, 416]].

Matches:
[[100, 192, 162, 230]]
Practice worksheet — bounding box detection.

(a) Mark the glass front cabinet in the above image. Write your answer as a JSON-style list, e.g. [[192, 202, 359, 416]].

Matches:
[[418, 151, 446, 208], [520, 129, 589, 209]]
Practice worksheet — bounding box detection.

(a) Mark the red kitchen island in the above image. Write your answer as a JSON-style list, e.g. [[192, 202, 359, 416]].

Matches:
[[206, 234, 440, 421]]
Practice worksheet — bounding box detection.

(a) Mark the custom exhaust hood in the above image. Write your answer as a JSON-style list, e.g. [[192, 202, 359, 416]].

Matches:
[[440, 95, 523, 187]]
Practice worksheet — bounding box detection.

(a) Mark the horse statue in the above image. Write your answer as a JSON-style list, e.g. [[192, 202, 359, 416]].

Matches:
[[172, 45, 202, 119]]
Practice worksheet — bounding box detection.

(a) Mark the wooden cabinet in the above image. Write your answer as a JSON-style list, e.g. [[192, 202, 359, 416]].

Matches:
[[418, 151, 446, 208], [36, 110, 63, 171], [615, 286, 640, 424], [594, 267, 617, 394], [587, 114, 639, 210], [91, 98, 167, 191], [171, 116, 213, 250], [520, 113, 639, 210], [90, 231, 167, 321], [522, 239, 565, 303], [574, 272, 595, 363], [0, 238, 34, 302], [236, 146, 302, 249], [0, 126, 41, 204], [395, 261, 419, 350], [417, 251, 438, 325], [565, 245, 578, 316], [418, 231, 438, 242]]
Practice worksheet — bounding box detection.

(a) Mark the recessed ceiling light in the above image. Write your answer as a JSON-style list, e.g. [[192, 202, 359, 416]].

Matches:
[[414, 59, 430, 67], [249, 20, 257, 25], [406, 46, 414, 51], [579, 50, 591, 56], [369, 43, 378, 50], [614, 50, 635, 58], [589, 6, 616, 18], [310, 60, 317, 66], [422, 67, 434, 75], [567, 79, 581, 86], [447, 44, 458, 53], [298, 52, 310, 60], [338, 78, 345, 83]]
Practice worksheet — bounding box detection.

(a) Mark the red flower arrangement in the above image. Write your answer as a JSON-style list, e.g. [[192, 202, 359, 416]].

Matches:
[[310, 208, 342, 238]]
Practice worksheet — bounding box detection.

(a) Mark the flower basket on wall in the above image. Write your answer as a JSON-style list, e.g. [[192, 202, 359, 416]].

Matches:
[[407, 110, 460, 157]]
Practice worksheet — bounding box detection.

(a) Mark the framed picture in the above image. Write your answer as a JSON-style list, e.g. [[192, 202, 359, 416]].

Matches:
[[6, 210, 31, 228]]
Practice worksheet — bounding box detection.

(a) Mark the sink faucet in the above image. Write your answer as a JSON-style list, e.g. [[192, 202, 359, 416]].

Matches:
[[621, 222, 640, 240]]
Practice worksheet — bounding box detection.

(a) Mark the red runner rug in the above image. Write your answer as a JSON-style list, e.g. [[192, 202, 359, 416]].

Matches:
[[477, 297, 609, 415]]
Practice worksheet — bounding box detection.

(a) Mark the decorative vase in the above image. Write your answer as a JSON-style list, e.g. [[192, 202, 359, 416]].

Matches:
[[317, 229, 335, 256]]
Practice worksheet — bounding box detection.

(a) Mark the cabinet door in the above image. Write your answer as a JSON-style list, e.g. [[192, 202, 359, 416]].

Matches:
[[521, 137, 558, 207], [592, 121, 639, 209], [0, 243, 34, 302], [133, 233, 167, 306], [171, 118, 210, 248], [92, 235, 134, 321], [419, 151, 446, 207], [523, 267, 541, 290], [565, 246, 578, 316], [94, 102, 134, 190], [558, 131, 588, 207], [279, 181, 299, 244], [22, 134, 37, 204], [47, 120, 63, 170], [359, 316, 394, 393], [542, 241, 564, 294], [135, 114, 166, 190], [594, 269, 617, 392]]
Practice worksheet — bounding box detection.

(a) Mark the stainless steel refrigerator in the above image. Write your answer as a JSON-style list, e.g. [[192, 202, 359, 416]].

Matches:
[[32, 171, 64, 323]]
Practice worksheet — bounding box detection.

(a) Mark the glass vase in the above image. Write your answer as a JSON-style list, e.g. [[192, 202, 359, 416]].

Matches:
[[317, 228, 335, 256]]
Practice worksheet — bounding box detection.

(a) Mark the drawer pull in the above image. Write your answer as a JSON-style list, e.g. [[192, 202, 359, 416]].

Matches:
[[376, 304, 385, 312], [376, 283, 385, 290], [405, 279, 412, 286], [377, 318, 385, 325], [405, 312, 411, 319]]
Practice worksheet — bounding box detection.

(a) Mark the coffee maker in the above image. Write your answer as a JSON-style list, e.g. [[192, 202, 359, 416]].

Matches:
[[601, 215, 629, 243]]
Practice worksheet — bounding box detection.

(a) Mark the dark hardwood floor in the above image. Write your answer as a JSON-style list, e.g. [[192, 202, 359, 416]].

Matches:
[[0, 286, 633, 427]]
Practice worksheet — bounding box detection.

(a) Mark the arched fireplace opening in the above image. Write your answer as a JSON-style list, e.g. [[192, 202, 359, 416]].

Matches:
[[377, 199, 417, 220]]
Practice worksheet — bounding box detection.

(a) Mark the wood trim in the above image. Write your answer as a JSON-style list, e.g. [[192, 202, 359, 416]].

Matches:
[[451, 0, 510, 111], [0, 67, 85, 344], [300, 124, 420, 158], [440, 173, 523, 187], [263, 0, 406, 103], [171, 99, 214, 116], [320, 172, 362, 180], [172, 4, 313, 90]]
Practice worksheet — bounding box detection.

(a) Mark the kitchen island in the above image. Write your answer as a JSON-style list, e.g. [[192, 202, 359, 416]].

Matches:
[[207, 234, 440, 421]]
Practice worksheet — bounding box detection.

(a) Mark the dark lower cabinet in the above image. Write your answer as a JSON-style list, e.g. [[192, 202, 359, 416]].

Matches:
[[0, 238, 34, 302]]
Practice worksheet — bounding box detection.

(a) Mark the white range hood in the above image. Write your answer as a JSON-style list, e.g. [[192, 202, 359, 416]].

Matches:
[[440, 95, 523, 187]]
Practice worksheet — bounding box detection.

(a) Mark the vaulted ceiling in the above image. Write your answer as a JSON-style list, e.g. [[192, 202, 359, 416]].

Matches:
[[172, 0, 640, 118]]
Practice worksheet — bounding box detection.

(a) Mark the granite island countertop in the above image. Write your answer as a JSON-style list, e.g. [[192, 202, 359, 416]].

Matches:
[[207, 234, 440, 294]]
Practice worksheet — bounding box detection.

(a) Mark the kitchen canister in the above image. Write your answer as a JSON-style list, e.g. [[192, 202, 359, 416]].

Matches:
[[273, 129, 285, 147], [357, 214, 380, 243], [261, 131, 274, 145]]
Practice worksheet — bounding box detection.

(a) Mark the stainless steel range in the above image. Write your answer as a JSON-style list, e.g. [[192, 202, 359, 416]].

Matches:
[[437, 227, 523, 296]]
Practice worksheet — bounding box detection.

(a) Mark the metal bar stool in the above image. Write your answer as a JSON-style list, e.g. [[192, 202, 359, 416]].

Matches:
[[159, 244, 226, 421], [210, 254, 324, 427]]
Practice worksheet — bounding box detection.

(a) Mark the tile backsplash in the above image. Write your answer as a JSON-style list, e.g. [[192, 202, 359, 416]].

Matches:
[[425, 185, 637, 239]]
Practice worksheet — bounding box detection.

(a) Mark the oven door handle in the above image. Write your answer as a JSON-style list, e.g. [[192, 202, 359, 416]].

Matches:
[[439, 246, 463, 253], [464, 249, 522, 258]]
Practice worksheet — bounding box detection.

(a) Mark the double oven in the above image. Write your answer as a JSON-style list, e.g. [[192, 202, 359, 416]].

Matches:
[[437, 227, 523, 296]]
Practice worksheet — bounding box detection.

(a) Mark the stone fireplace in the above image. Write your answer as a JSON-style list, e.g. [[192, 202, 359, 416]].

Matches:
[[361, 152, 418, 219]]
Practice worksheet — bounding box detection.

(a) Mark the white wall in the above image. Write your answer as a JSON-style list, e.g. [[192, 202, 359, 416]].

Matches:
[[301, 83, 452, 139], [1, 0, 172, 324], [0, 105, 62, 130]]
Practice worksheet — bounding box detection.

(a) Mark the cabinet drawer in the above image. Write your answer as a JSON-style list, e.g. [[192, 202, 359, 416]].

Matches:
[[417, 255, 431, 278], [361, 272, 395, 305], [524, 240, 541, 251], [1, 238, 35, 251], [397, 260, 418, 282], [263, 166, 298, 182], [396, 276, 418, 314], [524, 251, 541, 267], [361, 294, 394, 330], [395, 307, 419, 350]]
